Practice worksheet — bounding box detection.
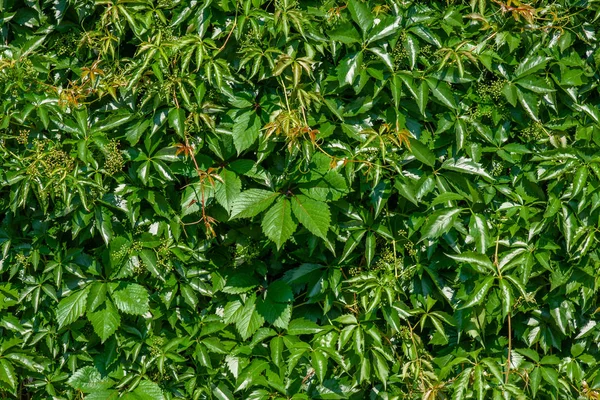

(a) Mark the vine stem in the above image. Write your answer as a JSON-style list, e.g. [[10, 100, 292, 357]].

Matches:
[[184, 134, 215, 236]]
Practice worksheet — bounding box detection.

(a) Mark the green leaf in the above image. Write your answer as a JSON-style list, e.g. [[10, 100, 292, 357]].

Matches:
[[267, 281, 294, 303], [514, 55, 550, 78], [577, 103, 600, 125], [572, 165, 588, 198], [57, 287, 91, 329], [404, 34, 419, 69], [87, 300, 121, 342], [473, 364, 485, 400], [340, 229, 366, 262], [365, 231, 376, 267], [232, 110, 261, 154], [347, 0, 373, 35], [441, 157, 493, 179], [167, 108, 186, 139], [236, 296, 264, 340], [123, 380, 166, 400], [95, 207, 113, 245], [291, 195, 331, 239], [212, 384, 235, 400], [328, 22, 361, 44], [138, 249, 164, 282], [517, 88, 539, 121], [503, 82, 518, 106], [338, 52, 363, 86], [530, 366, 541, 397], [470, 214, 490, 254], [230, 189, 279, 219], [311, 349, 328, 383], [111, 283, 150, 315], [287, 318, 323, 335], [408, 138, 436, 167], [368, 16, 400, 43], [0, 359, 16, 391], [215, 169, 242, 212], [416, 80, 429, 115], [270, 336, 283, 368], [541, 366, 559, 389], [455, 119, 467, 150], [426, 78, 458, 109], [372, 351, 389, 387], [446, 252, 495, 273], [261, 197, 297, 249], [67, 367, 114, 392], [420, 208, 463, 239], [460, 276, 495, 309], [515, 76, 555, 94]]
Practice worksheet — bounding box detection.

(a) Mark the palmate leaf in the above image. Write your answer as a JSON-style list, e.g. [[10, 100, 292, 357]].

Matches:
[[261, 197, 297, 249]]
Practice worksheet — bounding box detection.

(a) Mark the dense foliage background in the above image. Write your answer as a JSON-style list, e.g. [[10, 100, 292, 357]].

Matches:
[[2, 0, 600, 398]]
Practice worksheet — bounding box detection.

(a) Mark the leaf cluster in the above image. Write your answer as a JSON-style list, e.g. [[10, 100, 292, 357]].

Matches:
[[1, 0, 600, 399]]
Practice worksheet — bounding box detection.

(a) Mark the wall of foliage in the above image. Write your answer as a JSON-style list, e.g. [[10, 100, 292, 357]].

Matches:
[[1, 0, 600, 398]]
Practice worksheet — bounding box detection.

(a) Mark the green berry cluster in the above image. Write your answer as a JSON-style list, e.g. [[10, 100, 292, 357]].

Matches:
[[476, 79, 505, 102], [404, 241, 416, 257], [104, 139, 124, 175], [52, 31, 80, 57], [392, 41, 409, 70], [420, 44, 433, 57], [149, 335, 166, 357], [348, 266, 362, 276], [113, 242, 131, 263], [157, 243, 173, 272], [373, 246, 396, 272], [15, 253, 30, 267], [44, 148, 74, 175], [239, 28, 260, 49], [17, 129, 29, 145], [522, 122, 545, 141], [365, 52, 379, 63], [155, 19, 177, 42], [399, 325, 412, 341], [470, 104, 494, 119], [206, 88, 222, 104], [491, 160, 505, 176]]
